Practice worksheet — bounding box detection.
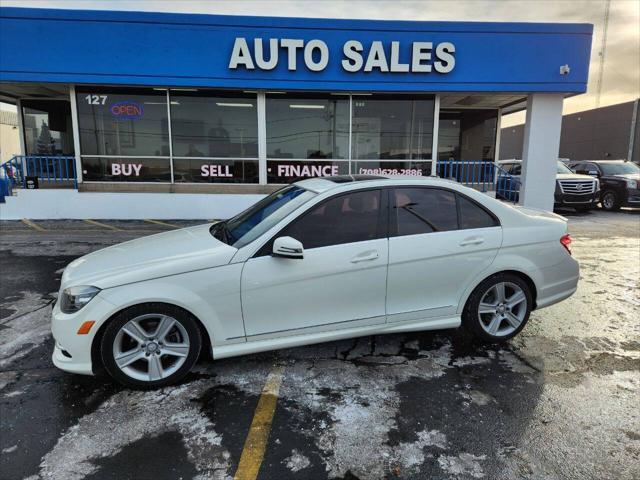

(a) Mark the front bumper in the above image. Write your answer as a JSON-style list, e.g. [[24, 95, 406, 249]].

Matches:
[[622, 189, 640, 207], [554, 191, 599, 208], [51, 294, 115, 376]]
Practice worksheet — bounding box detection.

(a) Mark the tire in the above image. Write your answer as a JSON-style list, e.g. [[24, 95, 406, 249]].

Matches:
[[462, 273, 533, 342], [601, 191, 621, 211], [101, 303, 202, 388]]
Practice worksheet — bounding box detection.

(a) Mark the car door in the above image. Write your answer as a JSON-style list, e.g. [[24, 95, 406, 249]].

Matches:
[[386, 187, 502, 322], [241, 188, 389, 337]]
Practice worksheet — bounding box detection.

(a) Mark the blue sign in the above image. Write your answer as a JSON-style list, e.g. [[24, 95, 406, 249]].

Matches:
[[0, 8, 593, 93]]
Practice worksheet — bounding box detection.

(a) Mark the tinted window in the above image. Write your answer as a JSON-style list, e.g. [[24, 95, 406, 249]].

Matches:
[[458, 195, 499, 229], [393, 188, 458, 236], [283, 190, 383, 249]]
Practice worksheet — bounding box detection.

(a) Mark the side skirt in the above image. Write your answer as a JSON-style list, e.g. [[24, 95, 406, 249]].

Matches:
[[211, 315, 461, 360]]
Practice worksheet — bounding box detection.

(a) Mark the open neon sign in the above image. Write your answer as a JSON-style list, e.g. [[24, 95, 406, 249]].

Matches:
[[110, 101, 144, 120]]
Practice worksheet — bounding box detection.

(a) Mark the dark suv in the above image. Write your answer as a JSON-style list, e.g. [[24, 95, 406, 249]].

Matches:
[[569, 160, 640, 211]]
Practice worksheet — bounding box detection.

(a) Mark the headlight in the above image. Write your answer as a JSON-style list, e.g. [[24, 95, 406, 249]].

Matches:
[[60, 286, 101, 313], [594, 179, 600, 191], [626, 179, 638, 189]]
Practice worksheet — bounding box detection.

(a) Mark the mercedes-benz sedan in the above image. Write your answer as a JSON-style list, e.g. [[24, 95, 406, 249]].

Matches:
[[52, 176, 579, 387]]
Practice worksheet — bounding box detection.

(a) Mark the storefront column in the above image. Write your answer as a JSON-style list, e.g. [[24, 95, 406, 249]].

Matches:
[[430, 94, 440, 176], [69, 85, 83, 184], [257, 92, 267, 185], [520, 93, 564, 211]]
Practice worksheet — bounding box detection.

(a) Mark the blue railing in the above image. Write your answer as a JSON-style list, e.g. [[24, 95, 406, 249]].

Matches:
[[1, 155, 77, 189], [435, 160, 520, 203]]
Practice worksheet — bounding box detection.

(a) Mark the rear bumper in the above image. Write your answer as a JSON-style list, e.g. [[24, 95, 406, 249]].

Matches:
[[534, 255, 580, 309]]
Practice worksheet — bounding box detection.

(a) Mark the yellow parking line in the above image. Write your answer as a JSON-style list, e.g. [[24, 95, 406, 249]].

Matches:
[[234, 365, 285, 480], [144, 219, 179, 228], [83, 219, 122, 231], [21, 219, 46, 232]]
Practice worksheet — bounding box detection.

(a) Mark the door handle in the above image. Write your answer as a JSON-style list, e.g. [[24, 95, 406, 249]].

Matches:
[[350, 250, 379, 263], [459, 237, 484, 247]]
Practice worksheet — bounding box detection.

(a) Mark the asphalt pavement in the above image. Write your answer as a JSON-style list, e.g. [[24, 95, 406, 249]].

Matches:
[[0, 210, 638, 480]]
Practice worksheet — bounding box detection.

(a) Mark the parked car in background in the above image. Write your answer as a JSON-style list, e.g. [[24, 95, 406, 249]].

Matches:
[[496, 160, 599, 211], [569, 160, 640, 211], [52, 175, 579, 387]]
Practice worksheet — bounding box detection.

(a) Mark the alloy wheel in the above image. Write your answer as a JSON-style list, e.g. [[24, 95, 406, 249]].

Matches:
[[112, 313, 190, 382], [602, 192, 616, 210], [477, 281, 528, 337]]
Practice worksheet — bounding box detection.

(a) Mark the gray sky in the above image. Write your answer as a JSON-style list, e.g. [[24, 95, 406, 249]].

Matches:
[[2, 0, 639, 126]]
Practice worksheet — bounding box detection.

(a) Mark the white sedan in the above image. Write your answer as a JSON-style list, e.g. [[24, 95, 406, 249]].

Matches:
[[52, 176, 579, 387]]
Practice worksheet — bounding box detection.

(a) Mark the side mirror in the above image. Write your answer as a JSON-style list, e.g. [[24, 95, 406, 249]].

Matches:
[[272, 236, 304, 259]]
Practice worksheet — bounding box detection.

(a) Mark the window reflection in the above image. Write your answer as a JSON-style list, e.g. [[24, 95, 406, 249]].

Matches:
[[77, 88, 169, 157], [22, 100, 74, 156], [351, 96, 434, 160], [438, 109, 498, 161], [266, 94, 349, 159], [170, 91, 258, 158]]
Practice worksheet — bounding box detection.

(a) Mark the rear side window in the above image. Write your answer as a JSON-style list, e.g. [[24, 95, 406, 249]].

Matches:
[[282, 189, 384, 249], [458, 195, 499, 229], [393, 188, 458, 235]]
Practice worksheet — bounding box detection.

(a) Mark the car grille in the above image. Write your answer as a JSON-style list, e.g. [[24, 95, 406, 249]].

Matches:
[[559, 180, 596, 194]]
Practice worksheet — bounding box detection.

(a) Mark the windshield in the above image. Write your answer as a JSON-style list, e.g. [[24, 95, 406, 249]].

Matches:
[[211, 185, 316, 248], [598, 162, 639, 176], [557, 162, 573, 174]]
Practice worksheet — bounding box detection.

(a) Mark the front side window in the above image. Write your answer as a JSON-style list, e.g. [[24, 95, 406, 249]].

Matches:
[[282, 189, 383, 249], [393, 188, 458, 236]]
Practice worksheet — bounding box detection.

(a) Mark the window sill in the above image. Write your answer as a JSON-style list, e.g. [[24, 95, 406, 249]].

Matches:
[[78, 182, 282, 195]]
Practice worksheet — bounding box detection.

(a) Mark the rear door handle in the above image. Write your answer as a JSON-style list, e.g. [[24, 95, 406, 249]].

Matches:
[[350, 250, 379, 263], [459, 237, 484, 247]]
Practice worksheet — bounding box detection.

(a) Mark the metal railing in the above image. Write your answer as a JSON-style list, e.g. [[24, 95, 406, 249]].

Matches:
[[435, 160, 520, 203], [1, 155, 77, 190]]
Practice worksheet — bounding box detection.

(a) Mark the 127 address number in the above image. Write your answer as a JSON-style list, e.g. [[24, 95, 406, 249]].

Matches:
[[85, 94, 108, 105]]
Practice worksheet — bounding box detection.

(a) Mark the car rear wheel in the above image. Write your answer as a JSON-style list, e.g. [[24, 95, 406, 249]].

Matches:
[[101, 303, 201, 388], [462, 273, 532, 342], [601, 191, 621, 211]]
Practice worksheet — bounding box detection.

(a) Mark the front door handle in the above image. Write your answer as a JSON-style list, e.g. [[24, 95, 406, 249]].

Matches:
[[350, 250, 379, 263], [459, 237, 484, 247]]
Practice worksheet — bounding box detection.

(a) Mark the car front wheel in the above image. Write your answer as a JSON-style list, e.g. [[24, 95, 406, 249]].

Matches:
[[462, 273, 532, 342], [101, 303, 202, 388]]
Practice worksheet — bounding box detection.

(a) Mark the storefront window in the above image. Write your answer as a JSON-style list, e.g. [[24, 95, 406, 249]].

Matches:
[[266, 93, 349, 183], [351, 95, 434, 176], [81, 157, 171, 182], [172, 158, 259, 183], [22, 100, 74, 156], [170, 91, 258, 158], [438, 109, 498, 161], [77, 88, 169, 157]]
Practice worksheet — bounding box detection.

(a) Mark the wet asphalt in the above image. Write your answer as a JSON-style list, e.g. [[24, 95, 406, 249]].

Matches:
[[0, 211, 638, 480]]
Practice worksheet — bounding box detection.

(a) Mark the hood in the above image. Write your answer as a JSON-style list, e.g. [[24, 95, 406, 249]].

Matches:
[[556, 173, 595, 181], [610, 173, 640, 181], [62, 224, 237, 289]]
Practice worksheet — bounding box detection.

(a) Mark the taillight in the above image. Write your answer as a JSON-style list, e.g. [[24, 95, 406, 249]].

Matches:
[[560, 234, 572, 255]]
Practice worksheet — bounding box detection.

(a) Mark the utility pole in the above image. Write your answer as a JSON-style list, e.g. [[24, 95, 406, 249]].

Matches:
[[595, 0, 611, 109]]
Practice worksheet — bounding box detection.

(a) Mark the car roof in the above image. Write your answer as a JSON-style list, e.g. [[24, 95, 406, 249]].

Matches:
[[294, 175, 460, 193]]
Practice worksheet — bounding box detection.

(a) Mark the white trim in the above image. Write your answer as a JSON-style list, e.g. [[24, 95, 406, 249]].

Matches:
[[166, 89, 175, 183], [494, 107, 502, 162], [81, 155, 171, 159], [16, 98, 26, 156], [430, 93, 440, 176], [257, 91, 267, 185], [69, 85, 83, 183]]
